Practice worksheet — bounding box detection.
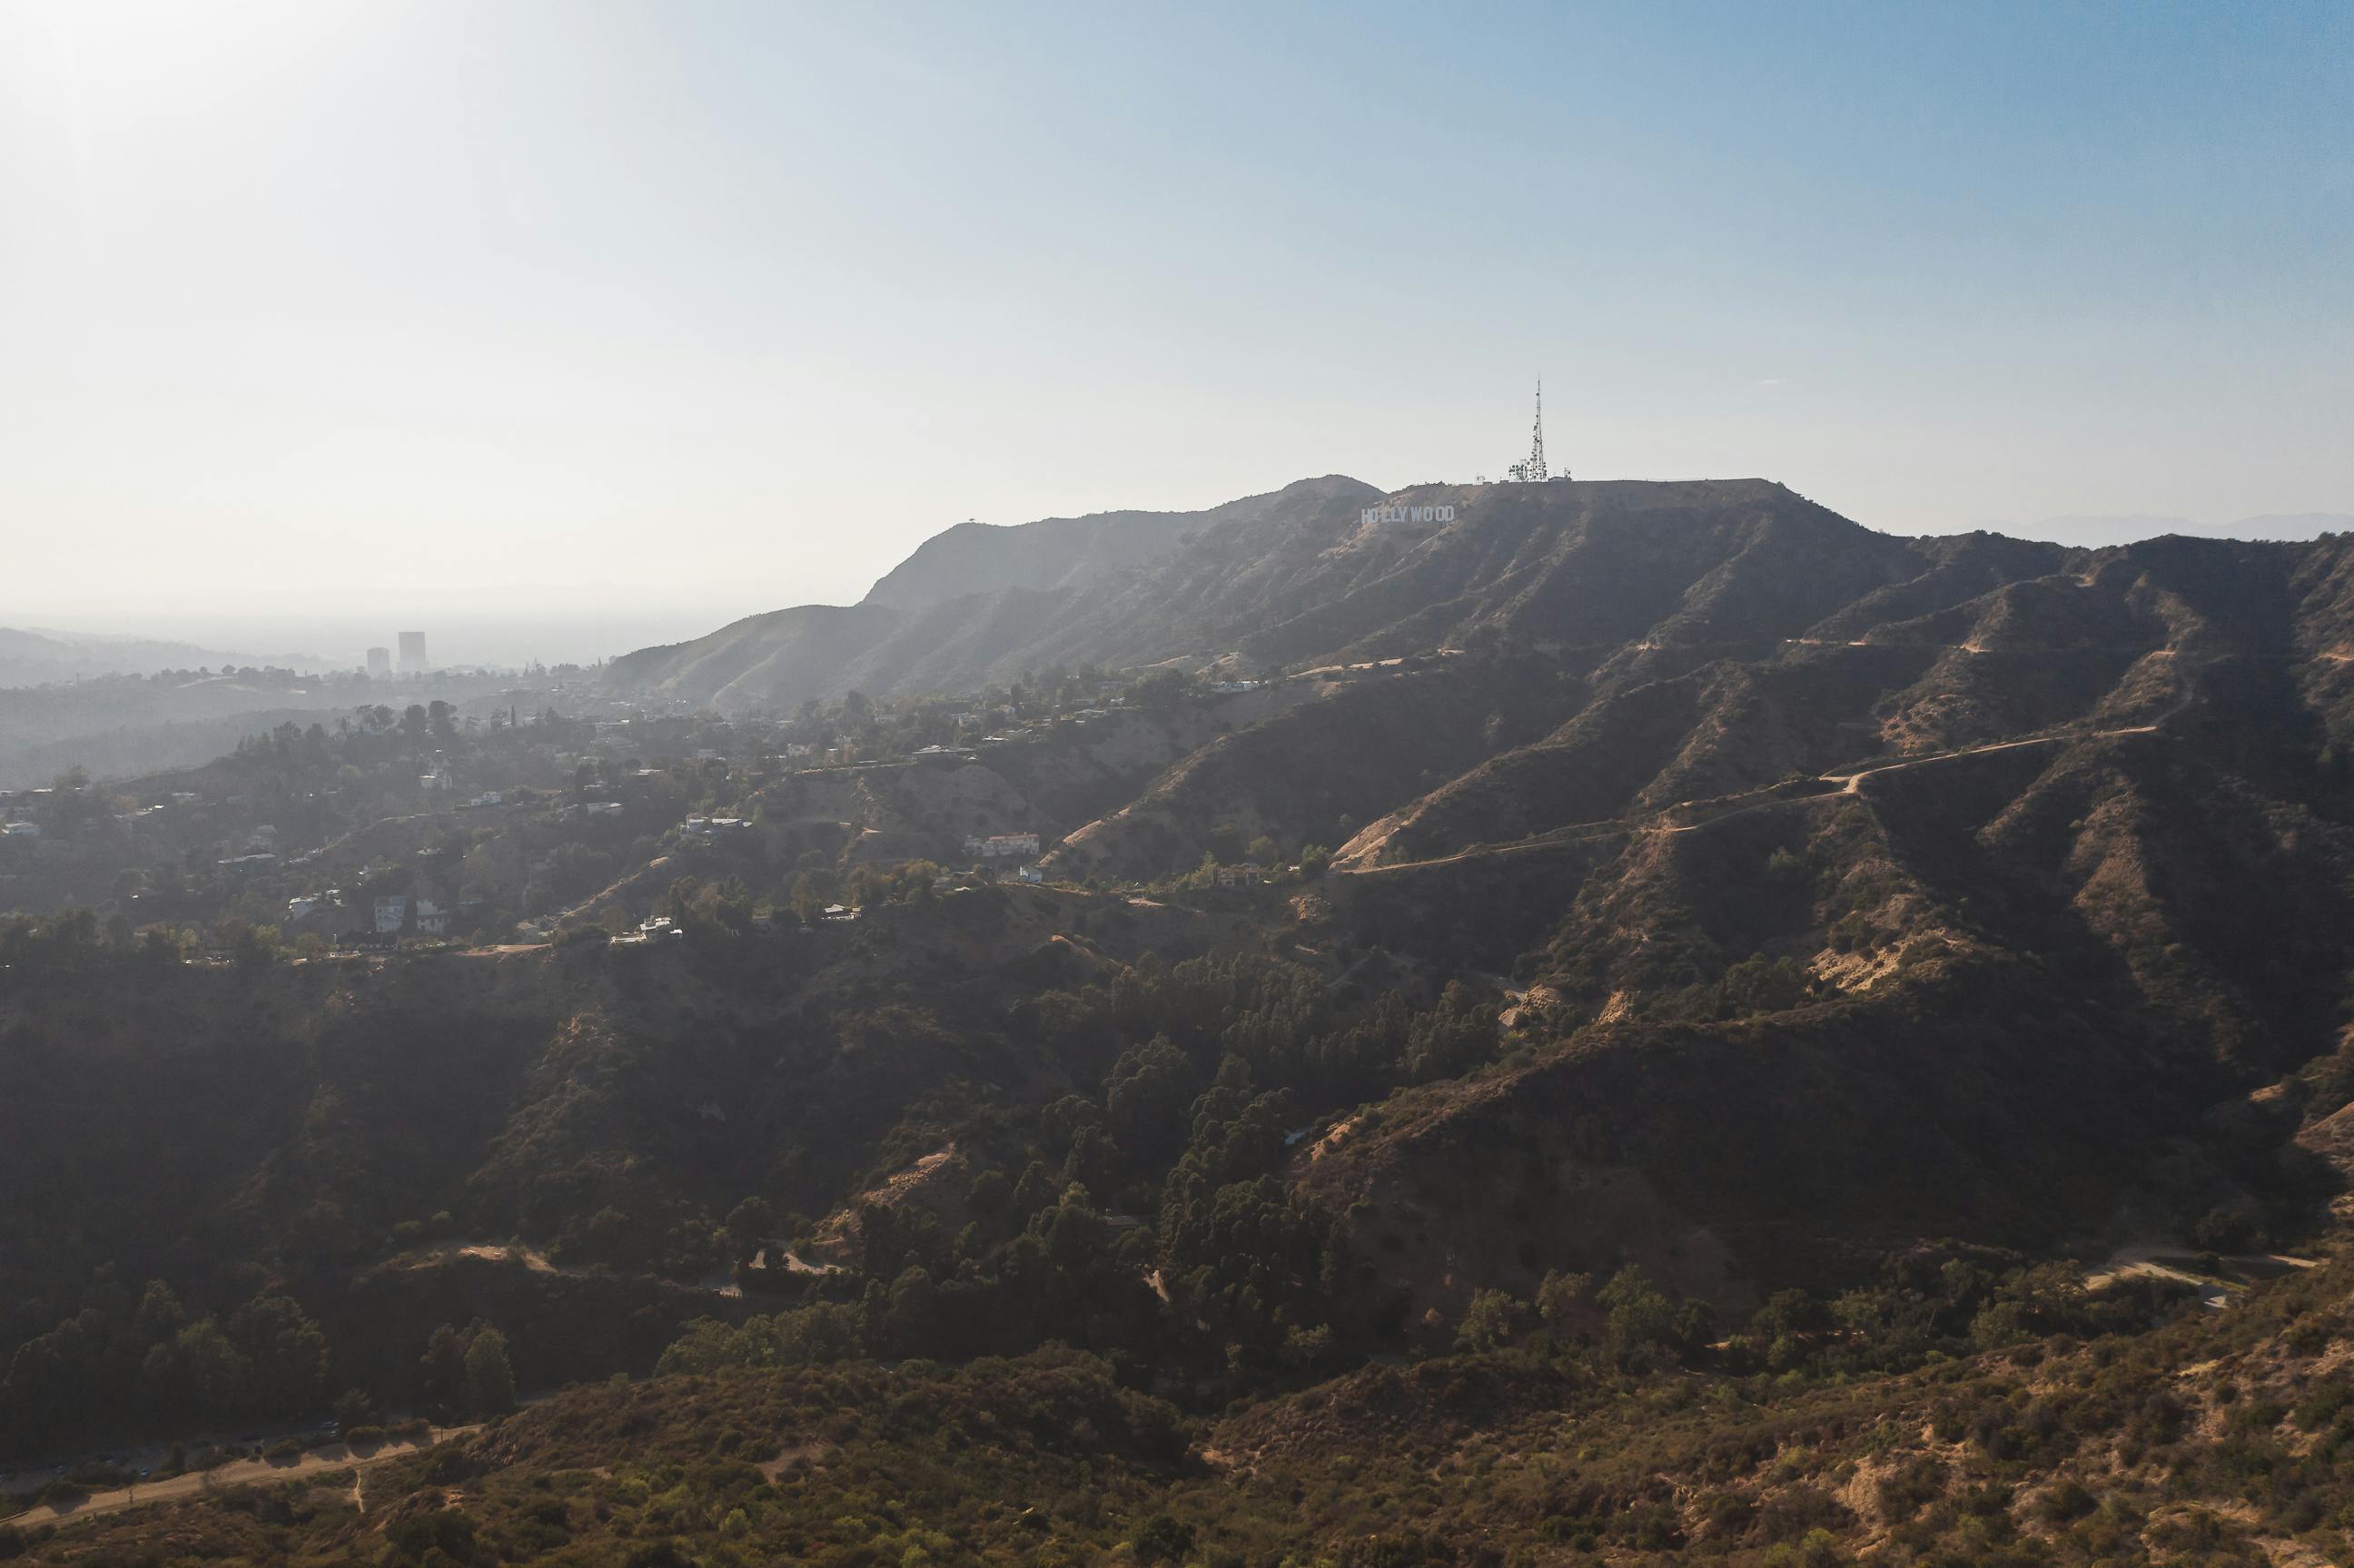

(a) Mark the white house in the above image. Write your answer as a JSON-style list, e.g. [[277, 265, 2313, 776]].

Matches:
[[963, 831, 1041, 860], [414, 899, 449, 936]]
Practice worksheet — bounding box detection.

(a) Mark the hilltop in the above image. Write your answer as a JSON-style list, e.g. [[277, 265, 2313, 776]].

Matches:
[[607, 476, 1381, 712], [609, 475, 2353, 724], [859, 478, 1374, 614]]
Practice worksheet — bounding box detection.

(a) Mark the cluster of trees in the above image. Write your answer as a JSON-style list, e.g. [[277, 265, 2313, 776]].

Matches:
[[1443, 1242, 2194, 1385], [668, 1180, 1168, 1377], [659, 956, 1514, 1393], [1018, 954, 1502, 1113], [419, 1321, 517, 1419], [0, 1269, 521, 1456], [0, 1279, 329, 1455], [1170, 833, 1336, 892], [0, 908, 198, 991], [766, 664, 1145, 767]]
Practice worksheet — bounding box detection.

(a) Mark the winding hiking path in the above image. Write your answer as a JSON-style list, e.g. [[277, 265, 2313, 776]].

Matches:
[[1339, 674, 2191, 875]]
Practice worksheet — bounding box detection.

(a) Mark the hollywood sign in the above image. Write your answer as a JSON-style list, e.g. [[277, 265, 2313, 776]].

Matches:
[[1361, 504, 1456, 526]]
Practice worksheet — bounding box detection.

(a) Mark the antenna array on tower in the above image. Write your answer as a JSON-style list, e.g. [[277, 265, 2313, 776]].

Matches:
[[1504, 380, 1563, 483]]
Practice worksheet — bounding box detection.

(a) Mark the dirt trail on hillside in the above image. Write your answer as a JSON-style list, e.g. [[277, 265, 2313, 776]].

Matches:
[[554, 854, 674, 926], [2083, 1243, 2318, 1312], [11, 1425, 480, 1525], [1340, 676, 2191, 875]]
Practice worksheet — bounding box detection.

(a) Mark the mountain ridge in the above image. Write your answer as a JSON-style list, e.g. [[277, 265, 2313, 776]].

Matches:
[[857, 474, 1375, 614], [610, 477, 1920, 710]]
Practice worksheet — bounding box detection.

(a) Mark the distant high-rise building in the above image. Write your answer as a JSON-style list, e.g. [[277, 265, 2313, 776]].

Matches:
[[366, 646, 391, 678], [398, 631, 430, 675]]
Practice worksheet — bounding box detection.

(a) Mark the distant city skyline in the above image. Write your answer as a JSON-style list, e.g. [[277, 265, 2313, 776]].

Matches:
[[3, 1, 2348, 640]]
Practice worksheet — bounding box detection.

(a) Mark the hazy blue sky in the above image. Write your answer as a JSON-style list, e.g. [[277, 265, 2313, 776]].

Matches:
[[3, 1, 2349, 660]]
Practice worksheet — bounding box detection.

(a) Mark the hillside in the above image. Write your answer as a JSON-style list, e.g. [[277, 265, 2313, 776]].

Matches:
[[618, 476, 1915, 711], [607, 477, 1381, 712], [32, 1237, 2354, 1566], [12, 479, 2354, 1568], [612, 480, 2354, 738], [859, 479, 1365, 614]]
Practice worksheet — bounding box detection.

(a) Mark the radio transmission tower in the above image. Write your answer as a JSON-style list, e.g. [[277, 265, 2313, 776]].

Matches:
[[1508, 380, 1558, 482], [1528, 380, 1547, 481]]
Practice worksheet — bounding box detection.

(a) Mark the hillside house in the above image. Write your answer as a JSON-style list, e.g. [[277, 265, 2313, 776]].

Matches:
[[414, 900, 449, 936], [1213, 862, 1263, 888], [373, 894, 409, 933], [964, 831, 1041, 860]]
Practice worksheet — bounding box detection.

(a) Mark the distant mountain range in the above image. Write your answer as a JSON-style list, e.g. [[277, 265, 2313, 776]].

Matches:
[[0, 626, 329, 687], [2012, 512, 2353, 549]]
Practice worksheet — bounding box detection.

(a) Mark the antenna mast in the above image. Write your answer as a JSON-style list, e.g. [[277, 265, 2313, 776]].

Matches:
[[1507, 380, 1558, 482], [1528, 380, 1548, 481]]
